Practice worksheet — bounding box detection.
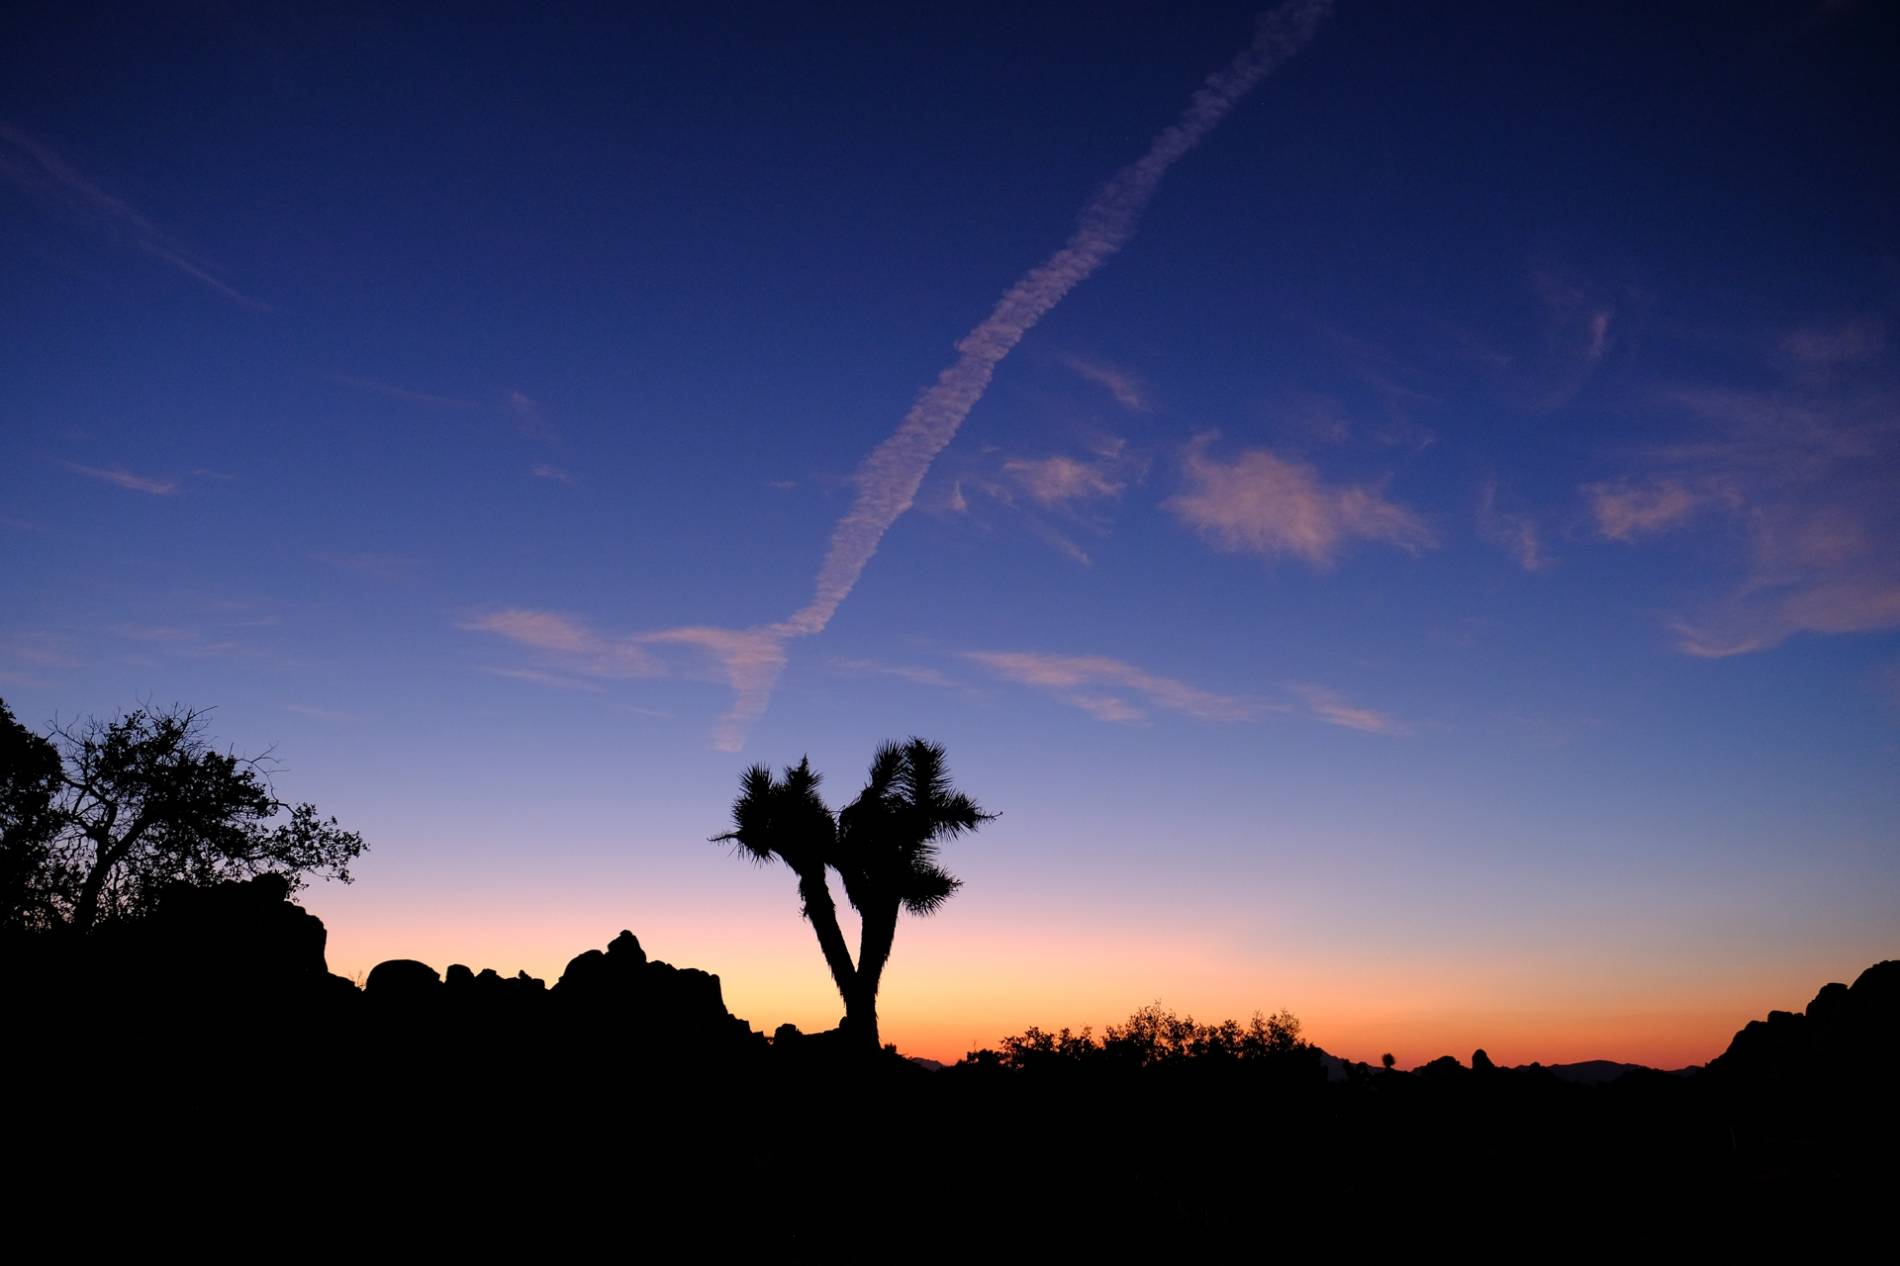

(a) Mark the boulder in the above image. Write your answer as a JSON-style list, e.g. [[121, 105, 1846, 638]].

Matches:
[[606, 930, 646, 966], [365, 958, 441, 998]]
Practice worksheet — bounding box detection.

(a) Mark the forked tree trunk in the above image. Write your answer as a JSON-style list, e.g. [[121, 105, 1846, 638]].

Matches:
[[849, 900, 900, 1052], [796, 868, 860, 1026]]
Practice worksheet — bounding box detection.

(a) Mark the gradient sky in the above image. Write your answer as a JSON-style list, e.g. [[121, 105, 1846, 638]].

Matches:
[[4, 1, 1897, 1067]]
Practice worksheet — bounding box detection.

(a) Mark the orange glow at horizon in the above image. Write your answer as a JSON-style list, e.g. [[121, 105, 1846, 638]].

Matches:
[[304, 884, 1855, 1071]]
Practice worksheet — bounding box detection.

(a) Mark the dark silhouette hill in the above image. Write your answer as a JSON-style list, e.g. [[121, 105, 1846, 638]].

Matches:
[[1710, 959, 1898, 1081], [1538, 1058, 1682, 1084], [1698, 959, 1899, 1181], [8, 878, 1893, 1245]]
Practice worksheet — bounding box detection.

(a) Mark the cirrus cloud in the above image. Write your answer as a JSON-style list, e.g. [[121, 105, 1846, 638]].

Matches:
[[962, 650, 1263, 724], [60, 462, 179, 495], [1003, 453, 1128, 506], [1587, 319, 1900, 657]]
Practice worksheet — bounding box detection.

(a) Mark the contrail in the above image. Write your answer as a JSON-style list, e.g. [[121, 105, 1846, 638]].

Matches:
[[777, 0, 1332, 638], [650, 2, 1333, 748], [0, 122, 271, 311]]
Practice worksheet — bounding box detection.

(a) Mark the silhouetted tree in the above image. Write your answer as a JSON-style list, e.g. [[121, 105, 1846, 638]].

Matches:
[[1, 699, 64, 929], [834, 739, 994, 1049], [713, 758, 860, 1024], [1, 701, 366, 932], [714, 739, 993, 1049], [1382, 1052, 1396, 1071]]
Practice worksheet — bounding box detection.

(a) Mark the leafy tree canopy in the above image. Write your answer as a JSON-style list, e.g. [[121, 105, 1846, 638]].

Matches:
[[0, 699, 366, 933]]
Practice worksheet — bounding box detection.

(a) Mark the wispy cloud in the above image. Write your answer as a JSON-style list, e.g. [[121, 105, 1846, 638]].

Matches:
[[1477, 477, 1549, 571], [333, 375, 480, 408], [1288, 683, 1412, 735], [115, 624, 198, 643], [1026, 521, 1096, 567], [1591, 322, 1900, 656], [1519, 262, 1621, 410], [962, 650, 1262, 724], [1, 634, 81, 670], [1003, 447, 1129, 506], [480, 666, 606, 694], [61, 462, 179, 495], [829, 657, 957, 689], [97, 621, 265, 663], [465, 3, 1334, 750], [311, 551, 423, 581], [460, 609, 663, 678], [1582, 477, 1730, 542], [1780, 321, 1883, 371], [0, 122, 268, 310], [530, 463, 576, 485], [638, 626, 789, 752], [1274, 391, 1355, 447], [507, 390, 556, 442], [961, 438, 1143, 564], [464, 609, 597, 654], [1318, 326, 1439, 450], [1167, 434, 1434, 568], [1059, 354, 1150, 411], [463, 612, 787, 748]]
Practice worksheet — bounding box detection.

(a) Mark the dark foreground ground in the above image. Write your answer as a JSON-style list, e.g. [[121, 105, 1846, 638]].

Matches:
[[10, 877, 1894, 1247]]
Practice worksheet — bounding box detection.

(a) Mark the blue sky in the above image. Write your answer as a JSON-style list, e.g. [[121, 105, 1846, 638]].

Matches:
[[3, 1, 1896, 1062]]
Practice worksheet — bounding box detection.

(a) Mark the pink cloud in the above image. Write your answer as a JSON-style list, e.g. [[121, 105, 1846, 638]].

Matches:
[[962, 650, 1261, 724], [639, 627, 789, 752], [829, 658, 957, 689], [1059, 354, 1149, 411], [1581, 478, 1727, 542], [460, 609, 663, 678], [1167, 435, 1434, 567], [1003, 454, 1127, 505], [333, 376, 479, 408], [61, 462, 179, 495], [461, 610, 598, 655], [1476, 478, 1549, 572], [1288, 683, 1412, 735], [1594, 332, 1900, 655], [1780, 321, 1884, 369]]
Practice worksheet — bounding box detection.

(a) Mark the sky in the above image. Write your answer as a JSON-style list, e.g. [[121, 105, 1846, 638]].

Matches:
[[3, 0, 1897, 1067]]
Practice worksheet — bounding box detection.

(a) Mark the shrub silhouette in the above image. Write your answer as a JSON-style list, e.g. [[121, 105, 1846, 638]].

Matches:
[[970, 1003, 1319, 1082]]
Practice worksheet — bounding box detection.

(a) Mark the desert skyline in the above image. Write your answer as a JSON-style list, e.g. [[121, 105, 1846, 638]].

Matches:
[[4, 1, 1896, 1067]]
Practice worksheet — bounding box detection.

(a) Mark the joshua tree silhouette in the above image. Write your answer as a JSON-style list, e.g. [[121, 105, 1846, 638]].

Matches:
[[834, 739, 993, 1049], [714, 739, 993, 1050], [712, 758, 858, 1017]]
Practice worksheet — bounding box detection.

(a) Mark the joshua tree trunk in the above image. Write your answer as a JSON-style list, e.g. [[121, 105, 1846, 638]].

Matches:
[[796, 868, 860, 1023], [848, 899, 899, 1051]]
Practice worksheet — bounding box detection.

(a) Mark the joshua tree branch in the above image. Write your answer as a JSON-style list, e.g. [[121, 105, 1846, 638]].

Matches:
[[796, 867, 859, 1007]]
